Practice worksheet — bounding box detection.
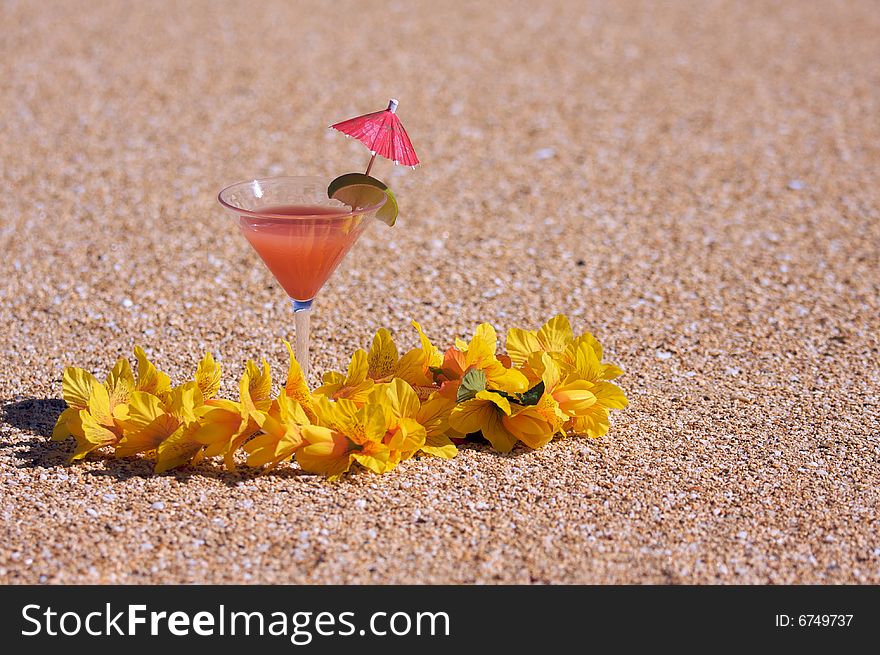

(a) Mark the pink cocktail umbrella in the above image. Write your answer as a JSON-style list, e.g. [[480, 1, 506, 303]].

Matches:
[[330, 99, 420, 175]]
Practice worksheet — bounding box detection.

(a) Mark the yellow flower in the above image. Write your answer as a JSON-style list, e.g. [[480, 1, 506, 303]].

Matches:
[[316, 323, 443, 403], [104, 357, 135, 416], [115, 390, 181, 457], [501, 402, 558, 449], [366, 328, 398, 380], [54, 347, 172, 449], [243, 394, 311, 469], [61, 366, 99, 411], [314, 348, 374, 403], [191, 360, 272, 469], [508, 314, 626, 385], [367, 325, 443, 387], [296, 425, 358, 480], [75, 410, 119, 460], [309, 379, 455, 473], [52, 407, 85, 444], [412, 320, 443, 367], [448, 349, 598, 452], [52, 367, 97, 443], [306, 395, 389, 474], [343, 413, 391, 473], [442, 323, 529, 394], [61, 358, 134, 461], [194, 351, 222, 400], [134, 351, 223, 473], [562, 341, 628, 439], [449, 389, 519, 452], [282, 340, 317, 422], [367, 378, 428, 470], [561, 334, 624, 382], [415, 384, 458, 458], [134, 346, 171, 399], [154, 423, 204, 474], [393, 321, 443, 392], [146, 351, 225, 472], [539, 354, 597, 418], [117, 381, 204, 471], [506, 314, 574, 365], [497, 355, 579, 450]]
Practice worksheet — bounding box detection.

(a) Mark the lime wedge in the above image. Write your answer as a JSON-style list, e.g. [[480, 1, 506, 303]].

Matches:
[[328, 173, 399, 227]]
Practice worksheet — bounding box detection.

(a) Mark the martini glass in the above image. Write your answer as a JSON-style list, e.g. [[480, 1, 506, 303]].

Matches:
[[218, 176, 386, 382]]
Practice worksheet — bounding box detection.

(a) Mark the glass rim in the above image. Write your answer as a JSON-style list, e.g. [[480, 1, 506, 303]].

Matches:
[[217, 175, 386, 220]]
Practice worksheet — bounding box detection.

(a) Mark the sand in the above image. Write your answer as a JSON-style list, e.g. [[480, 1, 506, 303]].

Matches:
[[1, 0, 878, 584]]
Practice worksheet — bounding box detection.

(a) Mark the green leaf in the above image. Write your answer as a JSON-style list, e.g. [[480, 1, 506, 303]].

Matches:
[[456, 368, 487, 403], [520, 381, 545, 406]]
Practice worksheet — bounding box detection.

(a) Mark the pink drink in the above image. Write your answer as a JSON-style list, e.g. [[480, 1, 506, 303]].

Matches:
[[239, 205, 369, 302]]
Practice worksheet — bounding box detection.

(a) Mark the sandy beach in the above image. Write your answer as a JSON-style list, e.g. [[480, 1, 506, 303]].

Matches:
[[1, 0, 878, 584]]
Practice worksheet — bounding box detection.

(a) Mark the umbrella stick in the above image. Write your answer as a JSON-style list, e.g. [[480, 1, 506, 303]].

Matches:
[[365, 152, 378, 176], [364, 101, 395, 176]]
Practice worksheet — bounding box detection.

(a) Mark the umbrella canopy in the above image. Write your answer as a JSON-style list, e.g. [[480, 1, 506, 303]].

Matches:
[[331, 99, 419, 173]]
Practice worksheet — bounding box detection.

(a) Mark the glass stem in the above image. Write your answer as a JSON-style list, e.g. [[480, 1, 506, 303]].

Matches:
[[291, 299, 313, 384]]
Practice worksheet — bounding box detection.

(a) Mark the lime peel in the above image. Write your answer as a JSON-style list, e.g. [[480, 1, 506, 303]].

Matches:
[[328, 173, 399, 227]]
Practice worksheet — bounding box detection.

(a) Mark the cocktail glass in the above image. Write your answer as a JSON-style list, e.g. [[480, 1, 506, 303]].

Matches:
[[218, 176, 386, 382]]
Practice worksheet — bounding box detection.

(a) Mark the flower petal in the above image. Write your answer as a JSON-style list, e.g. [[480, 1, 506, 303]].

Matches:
[[440, 347, 467, 381], [352, 444, 392, 474], [123, 390, 166, 432], [116, 412, 180, 457], [481, 411, 518, 453], [134, 346, 171, 397], [297, 425, 357, 479], [569, 406, 611, 439], [168, 381, 204, 424], [71, 409, 119, 461], [155, 423, 203, 473], [62, 367, 99, 410], [416, 390, 456, 438], [86, 382, 115, 427], [194, 352, 222, 400], [600, 363, 625, 381], [536, 314, 574, 353], [573, 340, 604, 382], [449, 398, 495, 435], [386, 417, 426, 451], [346, 349, 369, 384], [503, 406, 554, 449], [481, 357, 530, 394], [420, 433, 458, 458], [505, 328, 541, 366], [283, 339, 316, 421], [553, 380, 598, 416], [395, 348, 433, 387], [51, 407, 81, 442], [475, 390, 512, 415], [368, 328, 398, 380], [411, 320, 442, 368], [591, 381, 629, 410], [384, 378, 421, 419], [105, 357, 135, 408], [243, 426, 302, 469], [465, 323, 498, 367], [245, 358, 273, 403]]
